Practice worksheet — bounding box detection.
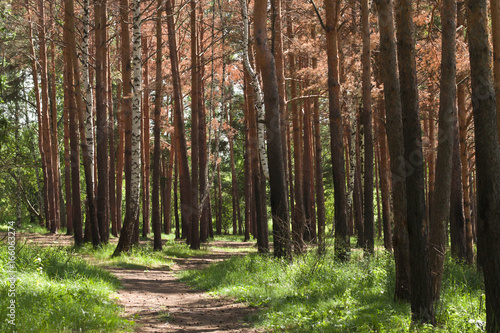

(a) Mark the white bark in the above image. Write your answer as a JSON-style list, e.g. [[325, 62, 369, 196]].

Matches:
[[347, 108, 356, 211], [239, 0, 269, 180], [82, 0, 94, 183], [131, 0, 142, 217]]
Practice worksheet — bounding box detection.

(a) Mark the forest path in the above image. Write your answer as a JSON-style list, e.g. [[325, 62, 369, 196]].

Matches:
[[107, 241, 260, 333], [18, 232, 261, 333]]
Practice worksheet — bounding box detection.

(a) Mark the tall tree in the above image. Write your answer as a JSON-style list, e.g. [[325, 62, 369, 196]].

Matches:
[[395, 0, 434, 322], [324, 0, 349, 260], [37, 0, 56, 233], [151, 0, 163, 250], [254, 0, 291, 259], [361, 0, 374, 253], [66, 0, 100, 248], [165, 0, 193, 247], [95, 0, 109, 244], [374, 0, 411, 300], [240, 0, 271, 253], [466, 0, 500, 329], [490, 0, 500, 137], [190, 0, 200, 249], [114, 0, 143, 254], [142, 37, 151, 238], [429, 0, 457, 302]]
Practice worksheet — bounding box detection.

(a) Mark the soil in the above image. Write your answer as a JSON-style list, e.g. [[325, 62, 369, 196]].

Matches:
[[15, 232, 262, 333]]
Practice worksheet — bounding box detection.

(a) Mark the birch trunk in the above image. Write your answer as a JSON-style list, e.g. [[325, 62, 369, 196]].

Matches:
[[82, 0, 95, 186], [152, 0, 163, 250]]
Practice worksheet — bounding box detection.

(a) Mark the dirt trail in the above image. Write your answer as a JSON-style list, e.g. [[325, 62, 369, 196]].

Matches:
[[17, 232, 261, 333]]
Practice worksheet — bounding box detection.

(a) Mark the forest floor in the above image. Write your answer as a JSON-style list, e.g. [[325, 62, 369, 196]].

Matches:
[[17, 232, 261, 333]]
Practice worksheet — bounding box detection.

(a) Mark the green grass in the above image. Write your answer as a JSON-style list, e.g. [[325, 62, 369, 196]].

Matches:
[[0, 245, 133, 332], [180, 247, 485, 332]]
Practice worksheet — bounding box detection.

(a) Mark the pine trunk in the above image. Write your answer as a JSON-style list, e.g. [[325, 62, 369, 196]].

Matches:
[[96, 0, 109, 244], [325, 0, 349, 260], [395, 0, 434, 321], [254, 0, 290, 258], [466, 0, 500, 328], [361, 0, 374, 253], [374, 0, 411, 300], [429, 0, 456, 302], [152, 0, 163, 250]]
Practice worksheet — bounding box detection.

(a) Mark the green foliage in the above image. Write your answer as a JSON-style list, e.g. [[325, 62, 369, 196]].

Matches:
[[180, 248, 485, 332], [0, 245, 133, 332]]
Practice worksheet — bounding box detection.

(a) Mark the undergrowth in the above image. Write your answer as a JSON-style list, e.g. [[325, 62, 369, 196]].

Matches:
[[180, 248, 485, 332], [0, 244, 133, 332]]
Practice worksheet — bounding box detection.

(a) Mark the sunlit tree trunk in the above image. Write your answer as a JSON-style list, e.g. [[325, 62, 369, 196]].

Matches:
[[37, 0, 56, 233], [325, 0, 349, 260], [82, 0, 95, 195], [114, 0, 140, 255], [457, 2, 474, 264]]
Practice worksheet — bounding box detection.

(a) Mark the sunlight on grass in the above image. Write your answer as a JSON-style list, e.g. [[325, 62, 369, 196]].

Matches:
[[0, 245, 133, 332], [180, 247, 486, 332]]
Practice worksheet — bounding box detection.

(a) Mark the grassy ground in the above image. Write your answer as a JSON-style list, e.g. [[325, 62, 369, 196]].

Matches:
[[180, 244, 486, 332], [0, 244, 133, 333]]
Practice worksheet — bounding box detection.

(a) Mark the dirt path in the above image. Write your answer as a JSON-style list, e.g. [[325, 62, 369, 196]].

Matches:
[[17, 232, 261, 333]]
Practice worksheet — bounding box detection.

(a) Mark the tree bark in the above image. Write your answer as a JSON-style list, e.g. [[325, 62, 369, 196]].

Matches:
[[66, 0, 100, 248], [466, 0, 500, 329], [449, 118, 467, 261], [96, 0, 109, 244], [490, 0, 500, 139], [142, 37, 151, 238], [374, 0, 411, 300], [37, 0, 56, 233], [165, 0, 192, 246], [395, 0, 434, 321], [114, 0, 142, 255], [361, 0, 374, 253], [254, 0, 289, 258], [190, 0, 200, 249], [152, 0, 163, 250], [429, 0, 457, 303], [325, 0, 349, 260]]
